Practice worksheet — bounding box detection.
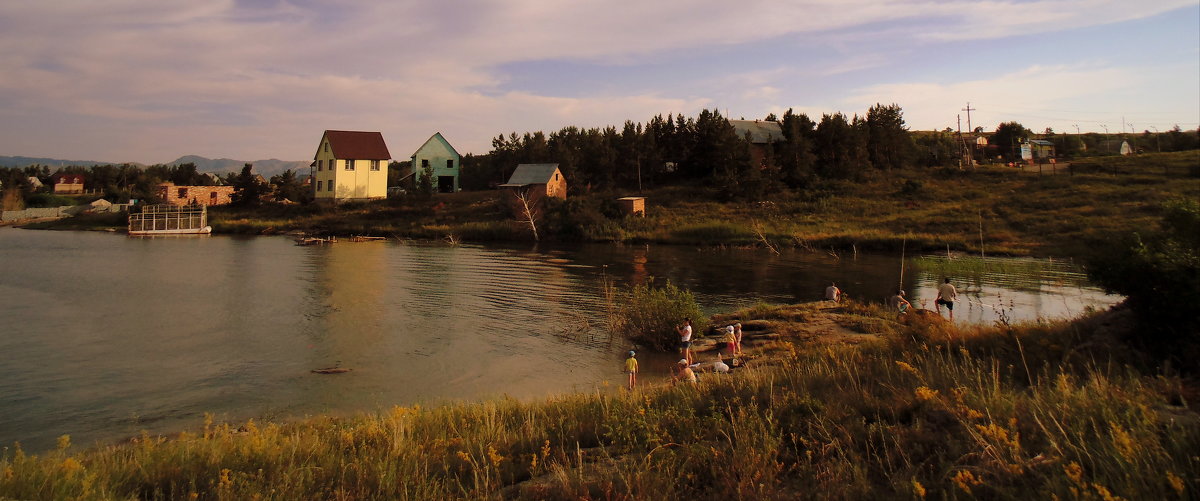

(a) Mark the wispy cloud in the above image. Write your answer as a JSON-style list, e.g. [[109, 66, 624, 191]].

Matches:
[[0, 0, 1194, 161]]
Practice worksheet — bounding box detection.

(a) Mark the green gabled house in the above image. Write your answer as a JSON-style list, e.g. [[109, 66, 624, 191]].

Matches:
[[410, 132, 461, 193]]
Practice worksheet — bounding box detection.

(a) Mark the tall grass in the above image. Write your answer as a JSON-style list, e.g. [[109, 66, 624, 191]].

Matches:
[[3, 304, 1194, 500]]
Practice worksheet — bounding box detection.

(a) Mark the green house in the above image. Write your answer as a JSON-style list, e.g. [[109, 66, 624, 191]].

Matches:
[[410, 132, 461, 193]]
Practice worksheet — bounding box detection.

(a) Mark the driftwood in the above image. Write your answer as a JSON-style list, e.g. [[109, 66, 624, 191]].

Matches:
[[311, 367, 351, 374]]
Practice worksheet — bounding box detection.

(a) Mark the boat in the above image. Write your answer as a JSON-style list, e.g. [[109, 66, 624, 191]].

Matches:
[[128, 204, 212, 235]]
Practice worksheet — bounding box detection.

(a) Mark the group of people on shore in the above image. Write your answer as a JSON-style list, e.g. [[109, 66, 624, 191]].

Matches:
[[826, 279, 959, 320], [623, 317, 739, 390], [624, 279, 961, 390]]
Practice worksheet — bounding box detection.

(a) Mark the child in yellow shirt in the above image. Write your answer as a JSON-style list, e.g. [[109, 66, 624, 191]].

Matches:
[[624, 350, 639, 390]]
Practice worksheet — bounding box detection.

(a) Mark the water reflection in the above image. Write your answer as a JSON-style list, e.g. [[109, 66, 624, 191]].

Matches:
[[0, 228, 1119, 451]]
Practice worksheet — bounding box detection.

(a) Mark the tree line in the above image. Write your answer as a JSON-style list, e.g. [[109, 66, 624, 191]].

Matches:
[[460, 104, 921, 198], [0, 162, 309, 208]]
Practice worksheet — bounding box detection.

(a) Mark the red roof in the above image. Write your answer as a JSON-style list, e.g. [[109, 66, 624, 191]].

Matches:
[[320, 130, 391, 160], [52, 173, 84, 184]]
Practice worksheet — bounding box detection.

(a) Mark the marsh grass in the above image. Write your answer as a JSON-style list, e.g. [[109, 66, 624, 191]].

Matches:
[[3, 303, 1194, 500]]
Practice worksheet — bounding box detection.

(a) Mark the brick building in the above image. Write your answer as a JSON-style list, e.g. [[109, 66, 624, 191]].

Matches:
[[155, 183, 235, 206]]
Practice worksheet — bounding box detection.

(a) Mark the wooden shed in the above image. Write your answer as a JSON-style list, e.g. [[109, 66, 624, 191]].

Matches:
[[499, 164, 566, 199], [617, 196, 645, 217]]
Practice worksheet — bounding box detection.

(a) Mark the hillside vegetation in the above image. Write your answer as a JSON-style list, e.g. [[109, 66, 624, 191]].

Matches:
[[205, 152, 1200, 257]]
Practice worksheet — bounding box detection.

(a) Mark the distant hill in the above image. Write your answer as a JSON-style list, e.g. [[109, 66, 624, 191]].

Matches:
[[167, 156, 310, 178], [0, 156, 140, 168]]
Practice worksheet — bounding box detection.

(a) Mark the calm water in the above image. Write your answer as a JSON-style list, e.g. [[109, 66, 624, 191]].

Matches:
[[0, 228, 1119, 450]]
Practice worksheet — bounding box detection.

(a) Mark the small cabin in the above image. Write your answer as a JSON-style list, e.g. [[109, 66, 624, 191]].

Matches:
[[499, 164, 566, 200], [617, 196, 645, 217]]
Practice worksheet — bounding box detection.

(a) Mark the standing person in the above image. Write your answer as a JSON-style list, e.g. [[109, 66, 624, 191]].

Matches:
[[936, 278, 958, 320], [624, 350, 639, 390], [825, 282, 842, 303], [677, 318, 693, 365], [733, 322, 743, 358], [723, 325, 736, 358], [887, 289, 911, 314]]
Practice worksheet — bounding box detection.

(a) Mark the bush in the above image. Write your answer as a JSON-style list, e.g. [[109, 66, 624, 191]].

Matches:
[[1086, 198, 1200, 363], [617, 280, 707, 351]]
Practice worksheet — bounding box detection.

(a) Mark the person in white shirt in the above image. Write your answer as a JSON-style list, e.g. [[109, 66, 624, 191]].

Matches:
[[825, 283, 842, 303], [936, 278, 958, 320], [676, 318, 694, 364]]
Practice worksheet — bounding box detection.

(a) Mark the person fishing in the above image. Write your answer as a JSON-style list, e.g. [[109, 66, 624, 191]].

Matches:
[[936, 278, 958, 320]]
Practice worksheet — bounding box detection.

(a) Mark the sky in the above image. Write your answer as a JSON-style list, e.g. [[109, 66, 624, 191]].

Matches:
[[0, 0, 1197, 164]]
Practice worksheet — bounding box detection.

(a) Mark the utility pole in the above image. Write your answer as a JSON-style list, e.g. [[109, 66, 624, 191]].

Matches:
[[962, 102, 976, 167]]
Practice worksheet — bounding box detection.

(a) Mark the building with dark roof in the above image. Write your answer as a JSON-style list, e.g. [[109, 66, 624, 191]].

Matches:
[[500, 163, 566, 199], [729, 120, 783, 169], [312, 130, 391, 202]]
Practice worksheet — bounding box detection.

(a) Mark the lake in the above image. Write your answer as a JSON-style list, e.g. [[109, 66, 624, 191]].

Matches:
[[0, 227, 1119, 450]]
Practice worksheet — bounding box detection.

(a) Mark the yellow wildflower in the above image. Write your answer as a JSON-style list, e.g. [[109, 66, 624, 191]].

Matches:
[[1091, 483, 1124, 501], [895, 361, 920, 377], [952, 470, 982, 494], [1109, 423, 1135, 460], [56, 435, 71, 450], [1166, 471, 1184, 495], [60, 457, 83, 474], [218, 468, 232, 489], [915, 386, 939, 402], [456, 451, 472, 462], [965, 408, 984, 420], [487, 445, 505, 468], [911, 479, 926, 498], [1064, 462, 1084, 486]]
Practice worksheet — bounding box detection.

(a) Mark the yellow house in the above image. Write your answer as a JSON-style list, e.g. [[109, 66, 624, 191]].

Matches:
[[313, 130, 391, 202]]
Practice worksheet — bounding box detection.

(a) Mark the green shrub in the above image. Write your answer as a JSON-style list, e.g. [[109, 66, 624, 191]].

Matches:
[[617, 280, 707, 350], [1086, 197, 1200, 363]]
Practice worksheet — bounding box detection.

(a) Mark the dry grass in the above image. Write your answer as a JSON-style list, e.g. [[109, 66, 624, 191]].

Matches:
[[4, 303, 1195, 500]]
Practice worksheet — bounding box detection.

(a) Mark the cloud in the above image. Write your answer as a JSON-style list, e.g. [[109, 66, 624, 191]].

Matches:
[[0, 0, 1195, 160], [841, 62, 1199, 132]]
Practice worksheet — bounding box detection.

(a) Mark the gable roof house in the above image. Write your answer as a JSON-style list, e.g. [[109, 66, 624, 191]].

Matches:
[[313, 130, 391, 202], [411, 132, 462, 193], [729, 120, 784, 169], [500, 163, 567, 200]]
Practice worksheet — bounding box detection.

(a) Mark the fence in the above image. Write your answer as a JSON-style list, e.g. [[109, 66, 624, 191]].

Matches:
[[1, 203, 129, 222]]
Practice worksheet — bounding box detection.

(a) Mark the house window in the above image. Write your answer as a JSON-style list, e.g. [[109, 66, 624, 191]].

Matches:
[[317, 180, 323, 191], [421, 159, 429, 168], [345, 159, 355, 170], [178, 188, 188, 199], [317, 160, 323, 171], [324, 142, 329, 153], [370, 160, 380, 171], [210, 192, 218, 202], [447, 159, 454, 169]]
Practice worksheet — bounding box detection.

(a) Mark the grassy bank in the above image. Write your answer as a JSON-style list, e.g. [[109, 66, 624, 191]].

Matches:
[[19, 151, 1200, 257], [3, 303, 1196, 500]]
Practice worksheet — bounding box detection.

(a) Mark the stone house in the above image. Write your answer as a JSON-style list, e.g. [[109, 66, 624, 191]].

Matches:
[[155, 182, 235, 206]]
